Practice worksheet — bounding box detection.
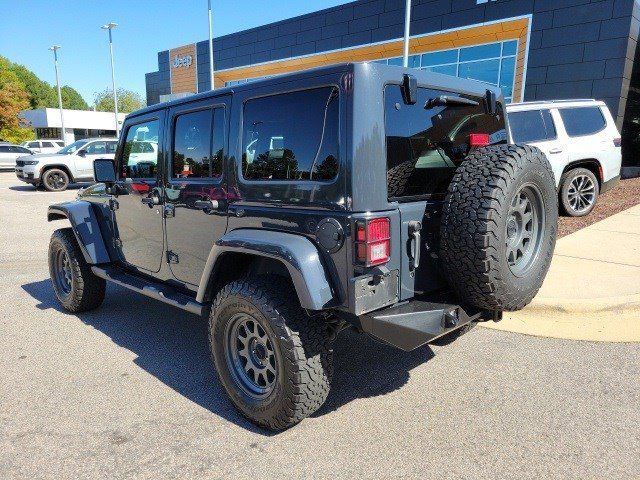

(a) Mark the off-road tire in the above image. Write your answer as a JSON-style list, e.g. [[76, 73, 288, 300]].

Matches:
[[209, 275, 333, 430], [387, 160, 416, 198], [559, 167, 599, 217], [48, 228, 106, 312], [42, 168, 70, 192], [440, 144, 558, 311]]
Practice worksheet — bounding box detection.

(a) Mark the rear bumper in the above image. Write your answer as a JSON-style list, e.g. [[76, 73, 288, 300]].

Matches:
[[355, 297, 485, 351]]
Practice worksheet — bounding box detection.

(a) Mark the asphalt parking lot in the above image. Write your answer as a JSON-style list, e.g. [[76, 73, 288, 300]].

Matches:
[[1, 172, 639, 479]]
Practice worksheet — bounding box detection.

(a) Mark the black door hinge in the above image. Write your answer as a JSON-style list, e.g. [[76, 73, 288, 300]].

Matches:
[[166, 251, 179, 264]]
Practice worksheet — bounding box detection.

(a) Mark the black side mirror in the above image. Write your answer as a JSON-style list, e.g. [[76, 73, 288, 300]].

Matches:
[[93, 159, 116, 184], [78, 149, 87, 157]]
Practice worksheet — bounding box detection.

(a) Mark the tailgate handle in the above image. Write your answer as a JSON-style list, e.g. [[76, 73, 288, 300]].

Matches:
[[408, 221, 422, 271]]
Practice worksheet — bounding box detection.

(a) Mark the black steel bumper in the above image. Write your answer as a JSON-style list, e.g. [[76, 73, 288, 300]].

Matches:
[[356, 298, 484, 351]]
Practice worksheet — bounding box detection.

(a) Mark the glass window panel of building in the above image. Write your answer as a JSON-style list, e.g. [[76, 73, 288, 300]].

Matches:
[[375, 40, 518, 103], [225, 40, 518, 103]]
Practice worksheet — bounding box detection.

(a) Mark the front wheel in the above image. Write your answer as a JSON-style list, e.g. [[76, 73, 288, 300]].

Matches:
[[42, 168, 70, 192], [49, 228, 106, 312], [209, 275, 333, 430]]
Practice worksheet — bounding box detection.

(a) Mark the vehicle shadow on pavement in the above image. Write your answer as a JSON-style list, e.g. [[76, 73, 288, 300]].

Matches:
[[9, 184, 84, 192], [22, 279, 434, 432]]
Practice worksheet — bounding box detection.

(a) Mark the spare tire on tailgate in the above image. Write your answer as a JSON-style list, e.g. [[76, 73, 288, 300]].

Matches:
[[439, 144, 558, 312]]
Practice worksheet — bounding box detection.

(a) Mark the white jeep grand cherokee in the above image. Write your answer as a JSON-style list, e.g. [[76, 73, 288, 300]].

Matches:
[[15, 138, 118, 192], [507, 99, 622, 217]]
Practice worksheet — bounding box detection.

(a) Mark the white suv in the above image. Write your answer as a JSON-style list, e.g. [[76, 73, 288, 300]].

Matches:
[[15, 138, 118, 192], [507, 100, 622, 216], [20, 139, 65, 154]]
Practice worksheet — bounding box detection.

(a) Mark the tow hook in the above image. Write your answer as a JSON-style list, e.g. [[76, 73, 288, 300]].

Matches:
[[443, 309, 458, 328]]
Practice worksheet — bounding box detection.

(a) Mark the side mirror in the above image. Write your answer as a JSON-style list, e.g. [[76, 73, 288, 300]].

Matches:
[[78, 150, 87, 157], [93, 159, 116, 184]]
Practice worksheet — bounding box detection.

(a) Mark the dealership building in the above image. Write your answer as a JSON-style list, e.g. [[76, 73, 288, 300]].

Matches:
[[146, 0, 640, 175]]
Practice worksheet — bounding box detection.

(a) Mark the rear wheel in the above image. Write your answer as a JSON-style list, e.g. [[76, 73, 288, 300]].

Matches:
[[440, 144, 558, 311], [559, 167, 599, 217], [209, 275, 333, 430], [42, 168, 70, 192]]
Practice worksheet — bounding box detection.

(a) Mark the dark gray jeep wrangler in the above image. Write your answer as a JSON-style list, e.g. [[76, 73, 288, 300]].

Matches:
[[47, 63, 557, 430]]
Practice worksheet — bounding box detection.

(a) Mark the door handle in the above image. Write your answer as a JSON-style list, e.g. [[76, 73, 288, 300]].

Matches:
[[193, 199, 219, 211], [549, 148, 563, 154], [141, 195, 160, 207], [408, 220, 422, 271]]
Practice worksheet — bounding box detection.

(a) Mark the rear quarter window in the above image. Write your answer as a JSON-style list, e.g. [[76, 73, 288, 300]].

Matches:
[[509, 109, 556, 143], [559, 107, 606, 137]]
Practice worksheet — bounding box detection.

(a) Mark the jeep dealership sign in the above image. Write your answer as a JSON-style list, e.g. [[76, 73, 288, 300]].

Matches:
[[173, 54, 192, 69]]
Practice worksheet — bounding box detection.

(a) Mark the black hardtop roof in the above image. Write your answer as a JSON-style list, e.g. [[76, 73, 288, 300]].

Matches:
[[130, 61, 502, 118]]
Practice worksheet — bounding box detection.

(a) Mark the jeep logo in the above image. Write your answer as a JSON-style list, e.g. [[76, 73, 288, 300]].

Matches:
[[173, 55, 193, 69]]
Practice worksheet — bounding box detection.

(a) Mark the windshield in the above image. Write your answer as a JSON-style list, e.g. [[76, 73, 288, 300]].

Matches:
[[57, 139, 88, 154]]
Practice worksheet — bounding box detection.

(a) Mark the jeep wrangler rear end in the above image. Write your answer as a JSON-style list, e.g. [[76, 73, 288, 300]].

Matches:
[[47, 63, 557, 430]]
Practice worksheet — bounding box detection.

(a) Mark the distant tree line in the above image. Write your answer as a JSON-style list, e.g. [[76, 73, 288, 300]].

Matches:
[[0, 55, 145, 143]]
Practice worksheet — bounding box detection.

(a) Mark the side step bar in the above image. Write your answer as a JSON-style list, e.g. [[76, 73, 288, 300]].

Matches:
[[91, 266, 205, 316], [358, 299, 482, 351]]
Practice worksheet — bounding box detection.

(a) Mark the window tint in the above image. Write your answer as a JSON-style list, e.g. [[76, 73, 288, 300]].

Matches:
[[385, 85, 506, 200], [106, 141, 117, 154], [121, 120, 160, 178], [559, 107, 606, 137], [42, 141, 54, 148], [28, 142, 39, 148], [85, 142, 107, 155], [0, 146, 9, 152], [242, 87, 339, 181], [15, 146, 31, 153], [172, 108, 224, 179], [509, 110, 556, 143]]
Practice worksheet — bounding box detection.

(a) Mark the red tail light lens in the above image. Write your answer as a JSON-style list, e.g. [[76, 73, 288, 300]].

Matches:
[[355, 217, 391, 267], [469, 133, 490, 147]]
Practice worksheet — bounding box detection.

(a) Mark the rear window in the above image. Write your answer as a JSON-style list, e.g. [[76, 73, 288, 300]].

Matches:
[[385, 85, 506, 200], [509, 109, 556, 143], [559, 107, 606, 137], [241, 86, 339, 181]]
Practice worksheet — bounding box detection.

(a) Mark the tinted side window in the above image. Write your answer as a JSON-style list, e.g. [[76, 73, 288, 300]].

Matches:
[[85, 142, 107, 154], [172, 107, 224, 179], [509, 109, 556, 143], [559, 107, 606, 137], [0, 146, 9, 152], [106, 141, 118, 154], [17, 147, 32, 153], [242, 87, 339, 181], [42, 141, 54, 148], [28, 142, 40, 148], [121, 120, 160, 179], [385, 85, 506, 200]]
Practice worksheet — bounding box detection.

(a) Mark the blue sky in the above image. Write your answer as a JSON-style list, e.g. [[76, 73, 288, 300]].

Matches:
[[1, 1, 348, 106]]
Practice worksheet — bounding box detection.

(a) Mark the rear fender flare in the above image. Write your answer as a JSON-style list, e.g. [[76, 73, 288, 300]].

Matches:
[[197, 229, 335, 310], [47, 201, 110, 264]]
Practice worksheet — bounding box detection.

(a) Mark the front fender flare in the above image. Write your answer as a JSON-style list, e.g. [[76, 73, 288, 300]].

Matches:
[[197, 229, 335, 310], [48, 201, 110, 264]]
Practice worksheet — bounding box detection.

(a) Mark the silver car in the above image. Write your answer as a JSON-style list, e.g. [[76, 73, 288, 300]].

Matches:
[[0, 144, 33, 170]]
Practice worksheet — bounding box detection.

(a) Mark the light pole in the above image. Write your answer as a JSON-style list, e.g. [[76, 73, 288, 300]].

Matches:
[[49, 45, 66, 145], [402, 0, 412, 67], [208, 0, 215, 89], [101, 22, 120, 137]]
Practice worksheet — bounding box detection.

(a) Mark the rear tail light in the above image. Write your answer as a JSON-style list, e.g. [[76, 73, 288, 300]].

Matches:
[[613, 137, 622, 147], [355, 217, 390, 267], [469, 133, 490, 147]]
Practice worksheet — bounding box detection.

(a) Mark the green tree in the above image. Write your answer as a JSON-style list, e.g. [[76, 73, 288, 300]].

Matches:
[[94, 88, 145, 113], [61, 85, 89, 110], [0, 58, 34, 143], [5, 60, 57, 109]]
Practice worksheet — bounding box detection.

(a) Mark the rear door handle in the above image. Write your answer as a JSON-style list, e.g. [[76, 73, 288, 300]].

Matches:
[[193, 199, 219, 211], [408, 221, 422, 271]]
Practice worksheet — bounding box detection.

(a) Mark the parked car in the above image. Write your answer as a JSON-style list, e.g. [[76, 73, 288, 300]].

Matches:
[[20, 139, 65, 154], [507, 99, 621, 216], [15, 137, 118, 191], [0, 144, 33, 170], [46, 63, 558, 430]]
